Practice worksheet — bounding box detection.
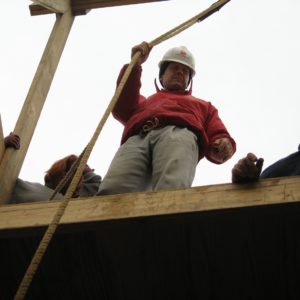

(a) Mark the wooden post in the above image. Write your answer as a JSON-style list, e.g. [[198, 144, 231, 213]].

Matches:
[[0, 116, 5, 162], [0, 10, 74, 204]]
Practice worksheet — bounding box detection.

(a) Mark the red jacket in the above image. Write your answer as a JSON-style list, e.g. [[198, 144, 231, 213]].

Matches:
[[112, 64, 236, 164]]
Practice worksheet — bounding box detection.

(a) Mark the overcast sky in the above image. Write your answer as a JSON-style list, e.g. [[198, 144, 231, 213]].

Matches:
[[1, 0, 299, 188]]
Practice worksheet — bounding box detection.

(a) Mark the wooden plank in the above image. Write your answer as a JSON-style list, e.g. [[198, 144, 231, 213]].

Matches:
[[72, 0, 169, 10], [30, 0, 71, 14], [29, 0, 169, 16], [2, 202, 300, 299], [0, 176, 299, 233], [0, 11, 74, 205], [2, 193, 300, 299], [29, 4, 54, 16], [0, 115, 5, 162]]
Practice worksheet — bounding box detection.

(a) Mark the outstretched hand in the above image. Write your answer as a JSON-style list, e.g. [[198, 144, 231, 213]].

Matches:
[[231, 153, 264, 183], [131, 41, 152, 65], [4, 132, 20, 150]]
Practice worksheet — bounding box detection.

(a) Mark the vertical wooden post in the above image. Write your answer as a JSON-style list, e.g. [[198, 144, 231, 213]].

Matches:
[[0, 10, 74, 204], [0, 115, 5, 162]]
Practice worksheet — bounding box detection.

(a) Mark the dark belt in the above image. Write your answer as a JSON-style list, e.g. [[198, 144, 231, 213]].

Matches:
[[139, 117, 160, 137]]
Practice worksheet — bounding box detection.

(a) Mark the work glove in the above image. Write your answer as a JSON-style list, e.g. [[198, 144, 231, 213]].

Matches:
[[210, 137, 234, 163], [131, 41, 153, 65], [231, 152, 264, 183]]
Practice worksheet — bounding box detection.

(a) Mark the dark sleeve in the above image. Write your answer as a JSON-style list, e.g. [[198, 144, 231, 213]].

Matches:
[[79, 172, 102, 197], [260, 150, 300, 178], [10, 178, 64, 204]]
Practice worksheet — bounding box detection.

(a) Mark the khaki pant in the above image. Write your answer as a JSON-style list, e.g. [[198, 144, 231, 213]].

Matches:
[[97, 126, 199, 195]]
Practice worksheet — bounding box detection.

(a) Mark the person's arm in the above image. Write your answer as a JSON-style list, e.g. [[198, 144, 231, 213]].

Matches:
[[205, 105, 236, 164], [112, 42, 152, 123], [209, 137, 235, 163], [231, 153, 264, 183]]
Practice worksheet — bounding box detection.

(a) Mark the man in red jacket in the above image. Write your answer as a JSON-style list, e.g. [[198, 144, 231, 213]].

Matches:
[[98, 42, 236, 195]]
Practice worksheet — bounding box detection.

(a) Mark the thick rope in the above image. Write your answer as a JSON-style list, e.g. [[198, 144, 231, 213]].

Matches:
[[13, 1, 231, 299]]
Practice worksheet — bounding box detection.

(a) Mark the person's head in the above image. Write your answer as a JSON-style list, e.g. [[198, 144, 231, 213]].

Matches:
[[44, 154, 82, 197], [158, 46, 196, 91]]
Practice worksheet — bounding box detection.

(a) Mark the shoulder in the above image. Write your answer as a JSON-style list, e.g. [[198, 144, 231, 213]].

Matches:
[[261, 147, 300, 178], [10, 179, 64, 203]]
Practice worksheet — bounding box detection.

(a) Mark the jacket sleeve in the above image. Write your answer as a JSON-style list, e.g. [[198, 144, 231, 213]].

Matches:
[[112, 64, 146, 125], [204, 104, 236, 164], [80, 172, 102, 197], [9, 179, 64, 204]]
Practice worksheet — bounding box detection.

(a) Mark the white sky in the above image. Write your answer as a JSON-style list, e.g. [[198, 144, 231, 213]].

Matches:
[[1, 0, 299, 188]]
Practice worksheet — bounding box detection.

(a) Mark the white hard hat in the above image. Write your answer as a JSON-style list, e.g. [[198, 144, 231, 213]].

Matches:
[[158, 46, 196, 77]]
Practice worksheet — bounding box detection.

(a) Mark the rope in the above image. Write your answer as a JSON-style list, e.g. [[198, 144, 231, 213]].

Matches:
[[13, 0, 231, 298], [48, 149, 86, 200]]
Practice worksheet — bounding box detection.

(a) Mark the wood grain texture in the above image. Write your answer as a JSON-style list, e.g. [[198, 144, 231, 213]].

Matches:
[[0, 11, 74, 204], [29, 0, 169, 16], [31, 0, 71, 13], [1, 176, 299, 233]]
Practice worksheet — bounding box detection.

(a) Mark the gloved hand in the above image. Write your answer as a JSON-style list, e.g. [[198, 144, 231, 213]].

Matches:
[[231, 152, 264, 183], [131, 41, 153, 65], [209, 137, 234, 163], [4, 132, 20, 150]]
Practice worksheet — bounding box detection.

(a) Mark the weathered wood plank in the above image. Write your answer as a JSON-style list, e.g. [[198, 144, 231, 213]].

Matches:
[[2, 184, 300, 299], [0, 116, 5, 162], [72, 0, 169, 10], [30, 0, 71, 14], [0, 176, 299, 233], [0, 11, 74, 204], [29, 0, 169, 16]]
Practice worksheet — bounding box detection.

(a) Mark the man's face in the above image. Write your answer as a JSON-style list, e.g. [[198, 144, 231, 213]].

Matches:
[[160, 62, 190, 91]]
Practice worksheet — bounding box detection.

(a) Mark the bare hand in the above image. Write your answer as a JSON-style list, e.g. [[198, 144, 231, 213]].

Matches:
[[131, 41, 152, 65], [4, 132, 20, 150], [231, 153, 264, 183]]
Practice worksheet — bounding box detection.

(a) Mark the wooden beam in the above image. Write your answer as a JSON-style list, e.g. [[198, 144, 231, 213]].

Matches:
[[29, 4, 54, 16], [72, 0, 169, 10], [30, 0, 71, 14], [0, 11, 75, 204], [1, 176, 299, 233], [29, 0, 169, 16], [0, 116, 4, 162]]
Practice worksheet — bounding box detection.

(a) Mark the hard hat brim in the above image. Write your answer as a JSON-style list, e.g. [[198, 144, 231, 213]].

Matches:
[[158, 58, 195, 77]]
